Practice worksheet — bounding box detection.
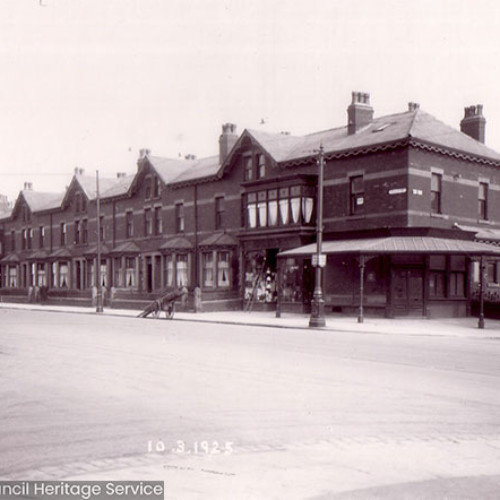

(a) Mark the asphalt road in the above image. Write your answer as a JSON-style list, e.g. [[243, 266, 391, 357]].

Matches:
[[1, 309, 500, 499]]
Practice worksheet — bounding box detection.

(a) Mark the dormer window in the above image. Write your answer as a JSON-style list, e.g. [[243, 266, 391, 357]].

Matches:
[[257, 154, 266, 179], [244, 156, 253, 181], [22, 206, 30, 223], [153, 175, 161, 198], [75, 192, 86, 213], [145, 175, 152, 200]]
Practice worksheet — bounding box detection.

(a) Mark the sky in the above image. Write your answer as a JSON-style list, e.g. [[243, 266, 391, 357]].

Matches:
[[1, 0, 500, 204]]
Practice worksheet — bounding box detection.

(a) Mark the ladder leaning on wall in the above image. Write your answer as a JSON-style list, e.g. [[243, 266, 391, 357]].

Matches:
[[245, 258, 266, 312]]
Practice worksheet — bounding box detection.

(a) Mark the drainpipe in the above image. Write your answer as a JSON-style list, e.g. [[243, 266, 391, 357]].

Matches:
[[194, 184, 199, 287], [478, 256, 485, 329], [358, 255, 365, 323]]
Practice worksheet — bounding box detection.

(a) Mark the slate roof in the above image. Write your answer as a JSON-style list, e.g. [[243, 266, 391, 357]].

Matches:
[[159, 236, 193, 250], [455, 224, 500, 243], [22, 190, 65, 212], [147, 156, 201, 185], [199, 232, 239, 247], [279, 237, 500, 257], [75, 175, 122, 200], [246, 109, 500, 165], [100, 175, 135, 199], [110, 241, 141, 255]]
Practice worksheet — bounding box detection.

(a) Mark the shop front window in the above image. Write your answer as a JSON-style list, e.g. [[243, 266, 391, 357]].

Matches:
[[280, 258, 303, 303], [244, 251, 276, 304]]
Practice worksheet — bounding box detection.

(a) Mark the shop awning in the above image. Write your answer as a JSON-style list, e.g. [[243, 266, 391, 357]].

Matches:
[[454, 224, 500, 243], [278, 236, 500, 257]]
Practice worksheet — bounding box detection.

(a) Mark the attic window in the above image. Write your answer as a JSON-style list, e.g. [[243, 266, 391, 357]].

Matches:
[[372, 123, 392, 133]]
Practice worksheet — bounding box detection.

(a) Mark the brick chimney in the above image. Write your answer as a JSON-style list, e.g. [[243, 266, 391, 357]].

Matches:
[[460, 105, 486, 143], [219, 123, 238, 163], [347, 92, 373, 135], [139, 148, 151, 159], [23, 182, 33, 190], [408, 102, 420, 111]]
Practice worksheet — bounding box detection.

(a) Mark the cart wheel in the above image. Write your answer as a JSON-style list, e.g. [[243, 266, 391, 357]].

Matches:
[[166, 303, 175, 319]]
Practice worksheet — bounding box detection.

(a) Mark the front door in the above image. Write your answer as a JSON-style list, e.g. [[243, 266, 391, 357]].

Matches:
[[391, 267, 424, 316]]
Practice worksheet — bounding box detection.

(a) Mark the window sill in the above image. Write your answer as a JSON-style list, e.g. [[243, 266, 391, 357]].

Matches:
[[348, 214, 366, 220], [477, 219, 492, 225], [430, 213, 449, 220]]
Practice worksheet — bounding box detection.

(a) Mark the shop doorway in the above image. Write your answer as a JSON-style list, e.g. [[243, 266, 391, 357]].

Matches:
[[391, 267, 424, 316], [145, 257, 153, 293]]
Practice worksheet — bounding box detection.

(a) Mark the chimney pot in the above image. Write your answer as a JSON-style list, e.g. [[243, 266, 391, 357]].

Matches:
[[460, 104, 486, 143], [408, 102, 420, 111], [139, 148, 151, 159], [347, 91, 373, 134], [24, 182, 33, 190], [219, 122, 238, 164], [116, 172, 126, 178]]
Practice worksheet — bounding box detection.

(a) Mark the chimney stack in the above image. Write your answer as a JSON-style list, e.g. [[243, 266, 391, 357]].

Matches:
[[184, 154, 197, 160], [139, 148, 151, 159], [460, 105, 486, 143], [219, 123, 238, 164], [116, 172, 126, 179], [408, 102, 420, 111], [347, 92, 374, 135], [74, 167, 84, 176], [24, 182, 33, 190]]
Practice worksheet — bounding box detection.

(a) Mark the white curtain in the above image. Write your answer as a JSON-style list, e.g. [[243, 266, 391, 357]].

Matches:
[[203, 253, 214, 287], [217, 252, 230, 287], [268, 200, 278, 226], [9, 266, 17, 287], [258, 202, 267, 227], [279, 199, 289, 225], [59, 263, 69, 288], [165, 255, 174, 286], [247, 203, 257, 228], [176, 256, 188, 286], [302, 197, 314, 223], [291, 197, 301, 223]]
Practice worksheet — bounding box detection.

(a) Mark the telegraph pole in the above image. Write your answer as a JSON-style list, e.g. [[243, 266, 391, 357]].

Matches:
[[309, 144, 326, 327], [96, 170, 104, 313]]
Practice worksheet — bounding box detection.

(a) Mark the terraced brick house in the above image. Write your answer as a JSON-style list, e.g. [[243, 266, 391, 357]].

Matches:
[[1, 93, 500, 317]]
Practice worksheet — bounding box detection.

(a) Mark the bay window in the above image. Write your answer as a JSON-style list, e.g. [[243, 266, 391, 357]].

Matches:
[[217, 252, 230, 287], [245, 185, 315, 228], [202, 252, 214, 287], [175, 254, 189, 287]]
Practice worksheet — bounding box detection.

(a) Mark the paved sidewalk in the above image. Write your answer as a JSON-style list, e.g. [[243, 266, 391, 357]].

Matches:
[[1, 300, 499, 338]]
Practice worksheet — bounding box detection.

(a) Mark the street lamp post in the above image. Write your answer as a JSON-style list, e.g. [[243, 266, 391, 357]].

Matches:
[[309, 145, 326, 328], [96, 170, 104, 313]]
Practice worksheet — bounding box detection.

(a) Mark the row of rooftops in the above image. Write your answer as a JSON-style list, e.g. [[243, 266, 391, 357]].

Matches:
[[1, 92, 499, 220]]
